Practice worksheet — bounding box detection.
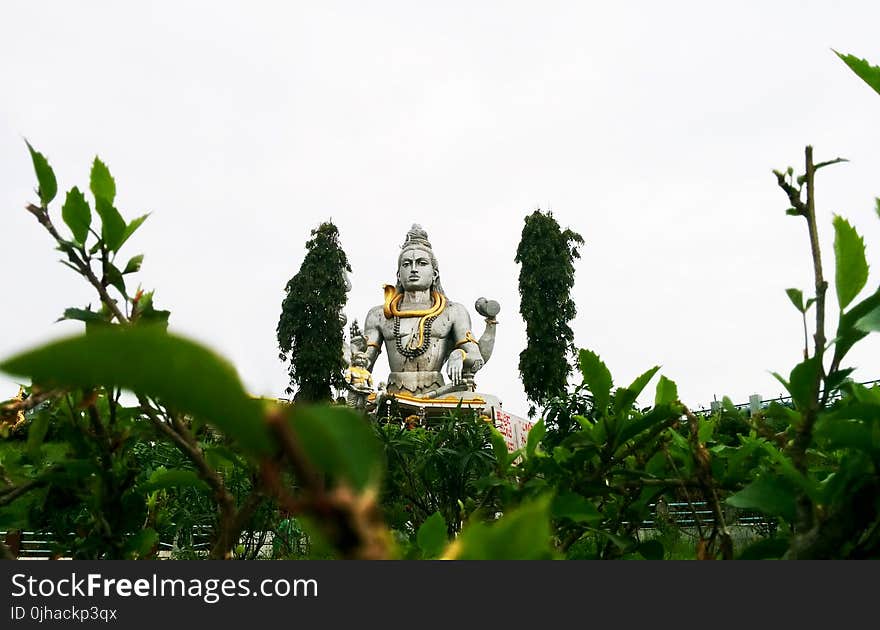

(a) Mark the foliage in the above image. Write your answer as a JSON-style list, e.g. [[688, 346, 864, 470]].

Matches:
[[1, 149, 387, 561], [376, 409, 498, 548], [2, 48, 880, 560], [835, 49, 880, 97], [276, 221, 351, 403], [515, 209, 584, 413]]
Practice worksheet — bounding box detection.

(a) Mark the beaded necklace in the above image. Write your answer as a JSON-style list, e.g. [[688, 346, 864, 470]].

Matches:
[[385, 289, 447, 359]]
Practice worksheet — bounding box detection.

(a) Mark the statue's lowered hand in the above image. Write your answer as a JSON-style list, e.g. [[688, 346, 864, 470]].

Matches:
[[447, 349, 465, 384]]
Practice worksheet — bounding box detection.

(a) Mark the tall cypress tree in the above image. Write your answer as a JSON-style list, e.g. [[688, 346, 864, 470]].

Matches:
[[277, 221, 351, 402], [515, 210, 584, 411]]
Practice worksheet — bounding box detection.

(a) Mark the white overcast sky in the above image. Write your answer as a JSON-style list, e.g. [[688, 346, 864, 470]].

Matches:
[[2, 1, 879, 416]]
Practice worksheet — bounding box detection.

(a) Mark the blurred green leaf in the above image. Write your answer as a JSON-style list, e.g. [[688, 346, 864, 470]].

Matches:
[[833, 215, 869, 310], [446, 495, 554, 559], [95, 197, 126, 252], [488, 426, 509, 469], [698, 416, 714, 443], [613, 365, 660, 414], [785, 288, 805, 313], [105, 262, 127, 298], [90, 157, 116, 204], [834, 49, 880, 96], [615, 404, 676, 448], [285, 405, 382, 491], [0, 326, 271, 454], [416, 511, 447, 559], [525, 418, 545, 459], [58, 308, 104, 324], [118, 214, 149, 251], [726, 475, 796, 522], [551, 492, 601, 524], [815, 418, 874, 453], [25, 413, 50, 459], [124, 528, 159, 558], [61, 187, 91, 245], [137, 468, 209, 493], [25, 140, 57, 206], [856, 305, 880, 333], [578, 349, 612, 414], [123, 254, 144, 275], [654, 375, 678, 406], [788, 357, 820, 410], [832, 289, 880, 367]]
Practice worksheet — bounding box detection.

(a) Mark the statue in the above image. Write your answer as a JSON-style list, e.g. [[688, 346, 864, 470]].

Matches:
[[361, 224, 499, 399], [343, 351, 374, 409]]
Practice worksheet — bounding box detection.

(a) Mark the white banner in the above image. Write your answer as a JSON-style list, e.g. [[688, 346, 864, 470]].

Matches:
[[494, 409, 536, 453]]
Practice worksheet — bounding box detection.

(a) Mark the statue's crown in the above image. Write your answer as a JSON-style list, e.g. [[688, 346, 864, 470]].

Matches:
[[401, 224, 433, 251]]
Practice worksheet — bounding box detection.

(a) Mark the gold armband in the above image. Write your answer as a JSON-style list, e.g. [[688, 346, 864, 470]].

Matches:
[[367, 341, 381, 349], [455, 331, 479, 348]]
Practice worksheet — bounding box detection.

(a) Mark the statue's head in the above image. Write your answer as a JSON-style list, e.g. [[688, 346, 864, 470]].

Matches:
[[396, 224, 445, 295]]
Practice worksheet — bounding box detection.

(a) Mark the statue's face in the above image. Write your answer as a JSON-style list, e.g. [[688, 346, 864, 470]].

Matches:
[[398, 247, 436, 291]]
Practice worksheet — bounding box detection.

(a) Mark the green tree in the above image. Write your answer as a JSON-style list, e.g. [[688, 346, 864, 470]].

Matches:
[[515, 210, 584, 413], [277, 221, 351, 402]]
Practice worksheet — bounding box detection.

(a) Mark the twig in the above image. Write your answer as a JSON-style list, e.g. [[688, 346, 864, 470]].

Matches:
[[26, 203, 128, 324], [683, 405, 732, 559]]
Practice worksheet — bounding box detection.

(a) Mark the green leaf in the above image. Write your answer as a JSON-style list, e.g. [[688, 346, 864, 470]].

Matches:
[[855, 305, 880, 333], [525, 418, 545, 459], [123, 528, 159, 558], [118, 213, 149, 251], [58, 308, 104, 324], [831, 288, 880, 367], [788, 357, 820, 410], [285, 405, 382, 491], [446, 495, 554, 560], [638, 539, 664, 560], [105, 262, 128, 298], [613, 366, 660, 414], [416, 512, 447, 559], [785, 288, 805, 313], [698, 416, 714, 443], [90, 157, 116, 204], [25, 140, 57, 206], [61, 187, 91, 245], [137, 468, 209, 493], [614, 403, 676, 448], [834, 50, 880, 96], [815, 418, 874, 453], [26, 413, 50, 459], [833, 215, 869, 310], [726, 475, 796, 523], [488, 426, 510, 468], [654, 375, 678, 406], [94, 197, 126, 253], [123, 254, 144, 275], [578, 349, 613, 415], [551, 492, 601, 524], [0, 326, 272, 454]]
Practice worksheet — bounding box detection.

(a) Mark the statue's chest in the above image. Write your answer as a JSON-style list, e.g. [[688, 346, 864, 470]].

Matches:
[[382, 313, 452, 340]]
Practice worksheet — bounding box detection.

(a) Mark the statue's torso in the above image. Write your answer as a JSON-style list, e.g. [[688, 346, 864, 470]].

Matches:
[[378, 307, 456, 373]]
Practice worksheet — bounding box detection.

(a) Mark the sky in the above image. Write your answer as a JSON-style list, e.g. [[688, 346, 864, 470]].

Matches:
[[2, 1, 879, 417]]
